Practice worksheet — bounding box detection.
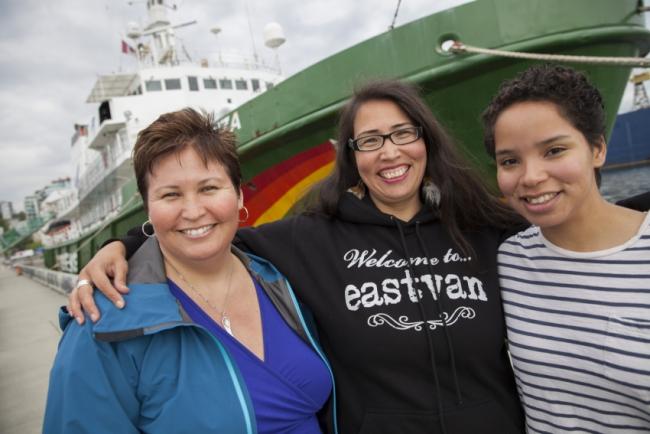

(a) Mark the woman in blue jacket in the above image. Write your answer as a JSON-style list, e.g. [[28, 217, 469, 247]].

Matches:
[[43, 108, 334, 434]]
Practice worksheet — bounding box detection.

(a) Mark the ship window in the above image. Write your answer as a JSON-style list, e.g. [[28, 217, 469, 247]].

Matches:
[[203, 78, 217, 89], [145, 80, 162, 92], [235, 79, 248, 90], [219, 78, 233, 89], [188, 76, 199, 91], [266, 82, 274, 90], [251, 79, 260, 92], [164, 78, 182, 90]]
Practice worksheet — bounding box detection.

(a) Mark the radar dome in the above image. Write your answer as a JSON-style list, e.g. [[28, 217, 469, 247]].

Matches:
[[263, 22, 285, 49]]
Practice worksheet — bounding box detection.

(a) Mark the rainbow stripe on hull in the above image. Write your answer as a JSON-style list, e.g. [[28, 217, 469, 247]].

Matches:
[[242, 140, 335, 226]]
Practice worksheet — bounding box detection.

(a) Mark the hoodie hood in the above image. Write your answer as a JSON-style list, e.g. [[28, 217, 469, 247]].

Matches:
[[336, 190, 440, 227]]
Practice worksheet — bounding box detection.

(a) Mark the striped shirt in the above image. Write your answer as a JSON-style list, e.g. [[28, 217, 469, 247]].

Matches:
[[498, 212, 650, 433]]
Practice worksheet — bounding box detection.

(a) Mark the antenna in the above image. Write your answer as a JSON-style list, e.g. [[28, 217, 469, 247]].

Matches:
[[389, 0, 403, 30], [243, 0, 259, 63], [210, 26, 223, 65]]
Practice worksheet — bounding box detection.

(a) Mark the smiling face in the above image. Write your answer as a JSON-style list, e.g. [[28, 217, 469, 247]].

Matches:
[[352, 99, 427, 220], [147, 146, 242, 267], [494, 100, 606, 232]]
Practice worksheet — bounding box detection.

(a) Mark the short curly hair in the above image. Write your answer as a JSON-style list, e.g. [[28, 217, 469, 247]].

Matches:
[[482, 64, 606, 176]]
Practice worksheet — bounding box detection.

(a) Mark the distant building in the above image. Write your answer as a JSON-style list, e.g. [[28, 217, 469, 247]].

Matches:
[[22, 177, 74, 222], [0, 201, 13, 220], [41, 188, 76, 220]]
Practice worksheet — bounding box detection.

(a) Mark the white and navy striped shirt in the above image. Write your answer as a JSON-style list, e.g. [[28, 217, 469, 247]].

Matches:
[[498, 212, 650, 433]]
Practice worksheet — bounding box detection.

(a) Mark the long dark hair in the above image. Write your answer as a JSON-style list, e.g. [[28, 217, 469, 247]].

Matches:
[[311, 79, 519, 252]]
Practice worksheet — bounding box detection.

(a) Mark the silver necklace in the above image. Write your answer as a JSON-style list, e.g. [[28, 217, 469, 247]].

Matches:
[[165, 256, 236, 336]]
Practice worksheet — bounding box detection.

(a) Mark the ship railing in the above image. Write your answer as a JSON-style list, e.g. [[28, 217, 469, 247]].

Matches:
[[192, 50, 282, 75], [77, 131, 131, 201], [207, 59, 280, 75], [41, 226, 81, 249], [78, 157, 109, 199], [19, 264, 77, 295], [77, 199, 122, 236], [52, 199, 80, 222]]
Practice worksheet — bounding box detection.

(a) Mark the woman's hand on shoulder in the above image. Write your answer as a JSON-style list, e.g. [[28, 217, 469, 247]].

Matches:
[[67, 241, 130, 324]]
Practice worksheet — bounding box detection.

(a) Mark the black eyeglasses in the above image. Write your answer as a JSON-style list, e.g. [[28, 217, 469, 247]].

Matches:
[[348, 126, 423, 152]]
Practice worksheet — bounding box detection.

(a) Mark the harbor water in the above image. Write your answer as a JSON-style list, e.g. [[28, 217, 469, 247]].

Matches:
[[601, 164, 650, 202]]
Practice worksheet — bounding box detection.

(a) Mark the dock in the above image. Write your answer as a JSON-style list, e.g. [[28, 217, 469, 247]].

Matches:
[[0, 265, 67, 434]]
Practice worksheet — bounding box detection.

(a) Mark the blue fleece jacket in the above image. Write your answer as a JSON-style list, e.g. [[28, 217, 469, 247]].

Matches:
[[43, 239, 336, 434]]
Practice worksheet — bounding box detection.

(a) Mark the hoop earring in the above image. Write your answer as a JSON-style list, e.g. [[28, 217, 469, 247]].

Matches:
[[142, 220, 155, 238], [238, 206, 249, 223]]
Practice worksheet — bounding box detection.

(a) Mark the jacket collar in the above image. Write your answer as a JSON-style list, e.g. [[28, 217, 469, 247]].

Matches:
[[88, 238, 295, 342]]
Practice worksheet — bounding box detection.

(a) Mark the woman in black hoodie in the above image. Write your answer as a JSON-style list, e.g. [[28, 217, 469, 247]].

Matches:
[[69, 80, 526, 433]]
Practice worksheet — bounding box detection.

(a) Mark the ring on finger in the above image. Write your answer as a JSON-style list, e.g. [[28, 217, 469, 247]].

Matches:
[[75, 279, 93, 290]]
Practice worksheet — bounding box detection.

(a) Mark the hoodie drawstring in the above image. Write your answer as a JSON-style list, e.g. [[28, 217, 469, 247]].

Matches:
[[394, 219, 448, 434], [415, 222, 463, 406]]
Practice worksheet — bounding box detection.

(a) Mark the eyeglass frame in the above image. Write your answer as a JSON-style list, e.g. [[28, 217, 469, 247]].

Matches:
[[347, 126, 423, 152]]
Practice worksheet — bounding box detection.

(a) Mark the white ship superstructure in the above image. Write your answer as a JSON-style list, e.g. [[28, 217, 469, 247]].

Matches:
[[42, 0, 284, 271]]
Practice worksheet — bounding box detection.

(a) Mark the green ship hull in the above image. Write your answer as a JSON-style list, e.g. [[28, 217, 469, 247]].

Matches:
[[45, 0, 650, 272]]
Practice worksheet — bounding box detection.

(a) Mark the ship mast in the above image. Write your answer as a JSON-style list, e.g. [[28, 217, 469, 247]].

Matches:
[[127, 0, 196, 67]]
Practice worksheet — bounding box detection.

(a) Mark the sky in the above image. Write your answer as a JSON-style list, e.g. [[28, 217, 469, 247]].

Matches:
[[0, 0, 644, 211]]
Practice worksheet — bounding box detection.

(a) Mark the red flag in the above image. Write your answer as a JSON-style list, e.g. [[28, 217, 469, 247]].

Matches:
[[121, 40, 136, 55]]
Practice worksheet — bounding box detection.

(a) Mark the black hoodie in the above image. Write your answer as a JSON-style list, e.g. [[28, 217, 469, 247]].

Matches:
[[124, 192, 525, 433], [235, 193, 525, 434]]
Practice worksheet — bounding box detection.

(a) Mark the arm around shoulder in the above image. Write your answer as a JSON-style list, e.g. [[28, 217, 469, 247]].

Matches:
[[234, 217, 300, 261]]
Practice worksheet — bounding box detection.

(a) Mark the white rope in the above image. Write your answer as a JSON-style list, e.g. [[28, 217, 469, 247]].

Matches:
[[449, 41, 650, 67]]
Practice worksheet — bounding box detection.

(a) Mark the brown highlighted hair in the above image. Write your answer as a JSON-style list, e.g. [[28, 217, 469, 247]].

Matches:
[[312, 79, 519, 253], [482, 64, 606, 184], [132, 108, 240, 210]]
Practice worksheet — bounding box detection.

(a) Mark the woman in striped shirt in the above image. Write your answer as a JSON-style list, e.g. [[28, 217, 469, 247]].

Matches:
[[482, 64, 650, 433]]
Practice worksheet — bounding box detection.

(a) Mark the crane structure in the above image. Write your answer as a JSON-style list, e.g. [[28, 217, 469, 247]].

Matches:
[[630, 71, 650, 109]]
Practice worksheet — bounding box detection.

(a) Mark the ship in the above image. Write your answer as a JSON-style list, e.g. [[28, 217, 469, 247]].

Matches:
[[607, 71, 650, 167], [28, 0, 650, 274], [33, 0, 284, 272]]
